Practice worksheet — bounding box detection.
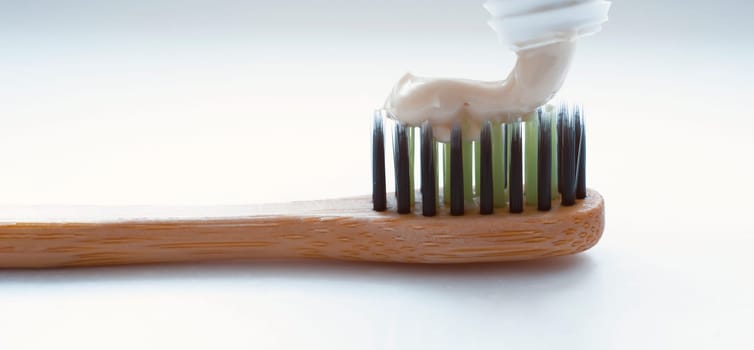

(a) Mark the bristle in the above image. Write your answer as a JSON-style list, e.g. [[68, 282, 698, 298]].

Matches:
[[560, 111, 576, 206], [491, 123, 505, 207], [503, 123, 509, 190], [463, 140, 473, 202], [479, 122, 494, 214], [537, 112, 552, 211], [442, 143, 450, 205], [524, 113, 538, 205], [575, 106, 587, 199], [396, 125, 411, 213], [408, 127, 415, 205], [421, 122, 437, 216], [434, 140, 440, 206], [474, 140, 481, 197], [372, 111, 387, 211], [509, 122, 523, 213], [549, 110, 558, 199], [392, 122, 399, 197], [450, 122, 464, 216]]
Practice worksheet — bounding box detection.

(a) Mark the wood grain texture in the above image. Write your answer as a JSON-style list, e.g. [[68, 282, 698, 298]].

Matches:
[[0, 189, 604, 268]]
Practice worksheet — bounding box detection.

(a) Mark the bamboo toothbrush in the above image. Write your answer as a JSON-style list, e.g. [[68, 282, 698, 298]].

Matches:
[[0, 104, 603, 268]]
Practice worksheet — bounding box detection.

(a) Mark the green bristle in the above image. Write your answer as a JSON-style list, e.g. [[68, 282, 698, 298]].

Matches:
[[549, 108, 559, 199], [474, 140, 481, 197], [443, 142, 450, 205], [524, 113, 539, 205], [434, 140, 440, 207], [463, 140, 473, 202], [408, 126, 415, 205], [492, 122, 506, 207]]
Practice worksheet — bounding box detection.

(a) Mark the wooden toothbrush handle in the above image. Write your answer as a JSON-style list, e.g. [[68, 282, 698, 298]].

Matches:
[[0, 189, 604, 268]]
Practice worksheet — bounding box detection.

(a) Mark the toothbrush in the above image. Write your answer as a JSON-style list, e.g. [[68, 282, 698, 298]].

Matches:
[[0, 104, 603, 268], [0, 0, 609, 268]]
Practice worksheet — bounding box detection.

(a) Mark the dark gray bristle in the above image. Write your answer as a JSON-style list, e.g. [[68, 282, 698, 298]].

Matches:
[[479, 121, 493, 215], [509, 122, 523, 213], [503, 123, 508, 189], [450, 122, 464, 216], [575, 106, 587, 199], [560, 111, 576, 206], [420, 122, 436, 216], [537, 112, 552, 211], [372, 112, 386, 211], [396, 124, 411, 214], [392, 122, 400, 197]]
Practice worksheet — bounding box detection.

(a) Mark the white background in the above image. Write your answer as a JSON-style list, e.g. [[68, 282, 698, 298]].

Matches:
[[2, 0, 754, 349]]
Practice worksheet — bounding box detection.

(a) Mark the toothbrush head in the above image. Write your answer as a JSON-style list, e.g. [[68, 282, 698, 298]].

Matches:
[[370, 103, 603, 261]]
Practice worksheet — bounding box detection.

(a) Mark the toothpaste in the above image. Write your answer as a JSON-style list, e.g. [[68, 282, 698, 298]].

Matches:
[[383, 0, 610, 141]]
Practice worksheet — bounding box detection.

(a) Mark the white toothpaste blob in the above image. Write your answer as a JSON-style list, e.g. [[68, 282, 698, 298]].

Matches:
[[383, 0, 611, 141]]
